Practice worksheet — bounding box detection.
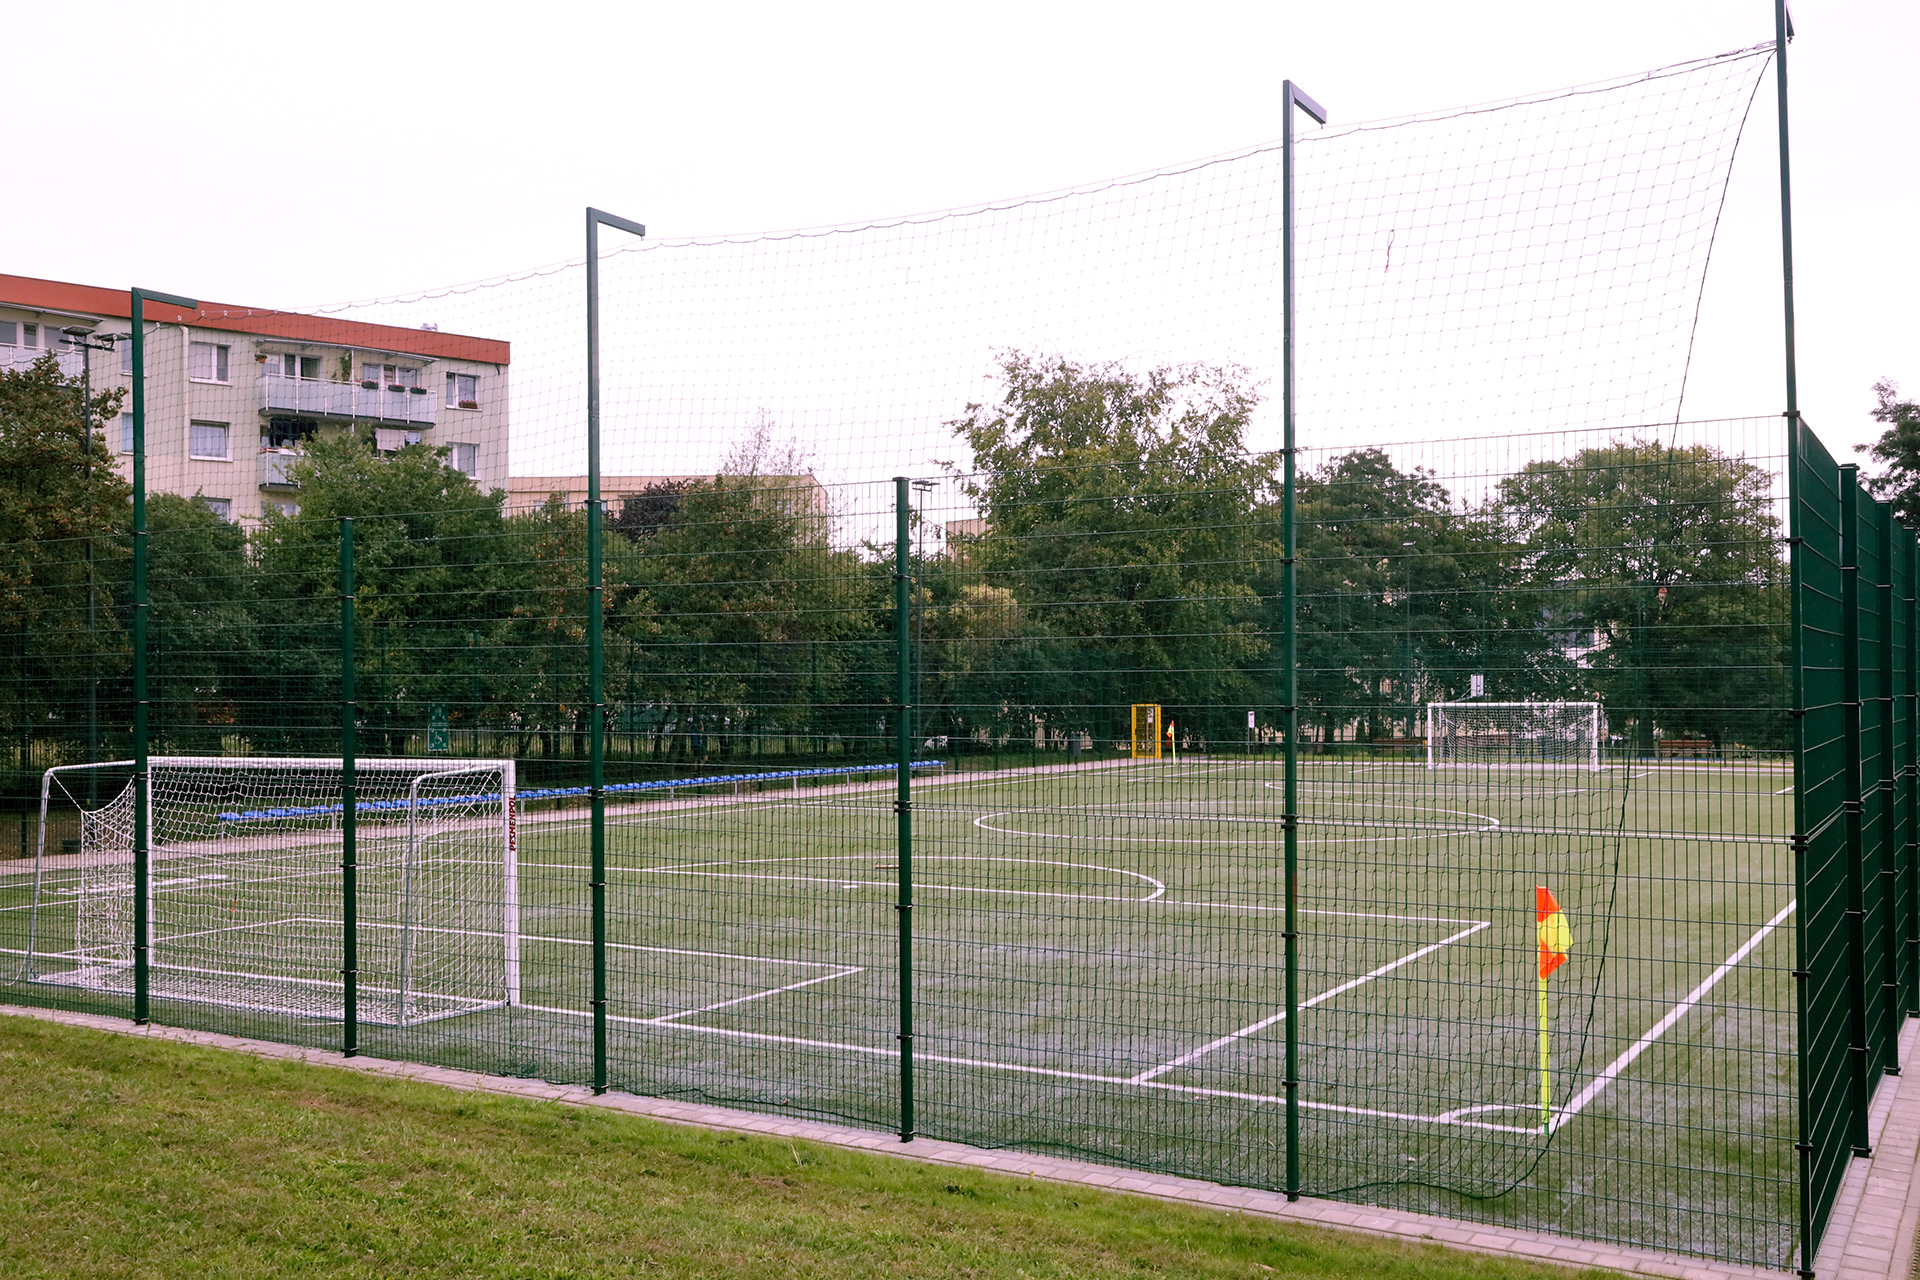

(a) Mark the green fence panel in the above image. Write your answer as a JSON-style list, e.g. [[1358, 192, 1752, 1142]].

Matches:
[[1854, 482, 1894, 1097], [1793, 420, 1852, 1264], [1904, 530, 1920, 1021]]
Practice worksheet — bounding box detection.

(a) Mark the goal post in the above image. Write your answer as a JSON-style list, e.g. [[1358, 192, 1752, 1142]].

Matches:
[[1131, 705, 1163, 759], [1426, 702, 1605, 771], [28, 756, 517, 1025]]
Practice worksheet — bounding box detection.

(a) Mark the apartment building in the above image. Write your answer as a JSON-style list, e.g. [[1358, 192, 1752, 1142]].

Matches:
[[0, 274, 510, 525]]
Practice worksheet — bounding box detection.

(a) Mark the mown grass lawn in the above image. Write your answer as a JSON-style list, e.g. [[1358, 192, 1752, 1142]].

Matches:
[[0, 1015, 1622, 1279]]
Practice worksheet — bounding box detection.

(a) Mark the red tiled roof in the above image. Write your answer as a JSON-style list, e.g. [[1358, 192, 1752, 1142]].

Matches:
[[0, 274, 509, 366]]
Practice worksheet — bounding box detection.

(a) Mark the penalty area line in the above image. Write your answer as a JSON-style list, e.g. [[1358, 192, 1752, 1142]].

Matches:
[[1548, 897, 1795, 1132], [1128, 918, 1491, 1084]]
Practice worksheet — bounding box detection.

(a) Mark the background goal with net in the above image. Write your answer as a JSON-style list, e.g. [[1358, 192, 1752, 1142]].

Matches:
[[30, 758, 518, 1026], [1425, 703, 1606, 771]]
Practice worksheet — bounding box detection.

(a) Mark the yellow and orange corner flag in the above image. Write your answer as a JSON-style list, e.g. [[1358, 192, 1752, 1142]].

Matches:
[[1536, 885, 1572, 1133], [1537, 886, 1572, 979]]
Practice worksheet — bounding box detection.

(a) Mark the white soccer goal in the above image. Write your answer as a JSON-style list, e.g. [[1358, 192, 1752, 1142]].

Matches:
[[1426, 702, 1605, 771], [29, 757, 518, 1025]]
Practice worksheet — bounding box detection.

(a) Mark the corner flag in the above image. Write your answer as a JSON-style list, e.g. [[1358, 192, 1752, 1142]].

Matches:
[[1536, 885, 1572, 1132], [1537, 886, 1571, 978]]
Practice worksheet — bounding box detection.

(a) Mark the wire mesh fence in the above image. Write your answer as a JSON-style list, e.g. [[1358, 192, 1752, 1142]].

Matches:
[[1, 36, 1911, 1276]]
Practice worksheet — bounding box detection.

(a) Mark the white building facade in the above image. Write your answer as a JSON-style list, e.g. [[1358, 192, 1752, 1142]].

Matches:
[[0, 274, 510, 525]]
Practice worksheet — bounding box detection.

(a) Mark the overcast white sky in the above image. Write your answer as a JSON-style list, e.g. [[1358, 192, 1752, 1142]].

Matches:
[[6, 0, 1914, 463]]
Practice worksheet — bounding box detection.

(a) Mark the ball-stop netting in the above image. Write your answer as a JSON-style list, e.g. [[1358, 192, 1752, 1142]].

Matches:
[[0, 41, 1822, 1270]]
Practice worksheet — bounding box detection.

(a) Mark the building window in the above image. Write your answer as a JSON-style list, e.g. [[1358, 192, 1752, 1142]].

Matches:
[[263, 417, 316, 449], [446, 372, 479, 408], [200, 497, 233, 522], [280, 353, 322, 379], [268, 500, 299, 518], [363, 363, 420, 389], [188, 342, 231, 383], [118, 336, 134, 373], [119, 413, 134, 453], [0, 321, 16, 346], [450, 443, 478, 478], [189, 421, 231, 461], [21, 323, 38, 348]]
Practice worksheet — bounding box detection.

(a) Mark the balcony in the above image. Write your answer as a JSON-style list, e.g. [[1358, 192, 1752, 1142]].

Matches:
[[259, 449, 301, 490], [260, 372, 437, 425]]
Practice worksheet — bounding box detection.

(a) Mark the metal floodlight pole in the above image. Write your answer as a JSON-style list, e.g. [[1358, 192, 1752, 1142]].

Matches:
[[128, 286, 196, 1026], [1774, 0, 1799, 423], [1279, 77, 1325, 1205], [585, 207, 646, 1096]]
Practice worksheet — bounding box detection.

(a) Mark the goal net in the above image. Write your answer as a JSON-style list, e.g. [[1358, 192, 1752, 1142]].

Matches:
[[1425, 702, 1605, 770], [29, 757, 518, 1025]]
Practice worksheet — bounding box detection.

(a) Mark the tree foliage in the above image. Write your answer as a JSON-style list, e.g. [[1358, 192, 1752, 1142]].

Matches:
[[947, 353, 1278, 737], [1861, 379, 1920, 527], [0, 347, 1796, 777], [1496, 439, 1786, 748], [0, 355, 130, 765]]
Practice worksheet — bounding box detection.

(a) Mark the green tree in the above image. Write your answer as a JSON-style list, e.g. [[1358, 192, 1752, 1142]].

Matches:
[[1860, 379, 1920, 527], [250, 433, 513, 755], [1495, 439, 1787, 752], [947, 353, 1278, 745], [144, 494, 256, 754], [0, 354, 129, 798], [619, 460, 879, 767], [1291, 449, 1538, 742]]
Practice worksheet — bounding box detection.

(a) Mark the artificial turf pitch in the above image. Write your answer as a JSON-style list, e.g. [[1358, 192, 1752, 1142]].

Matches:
[[0, 755, 1800, 1267]]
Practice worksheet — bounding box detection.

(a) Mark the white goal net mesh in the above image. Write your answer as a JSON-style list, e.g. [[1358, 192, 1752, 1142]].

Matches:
[[31, 758, 516, 1025], [1426, 703, 1604, 770]]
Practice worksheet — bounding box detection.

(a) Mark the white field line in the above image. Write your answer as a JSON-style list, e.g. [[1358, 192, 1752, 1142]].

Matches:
[[1128, 920, 1491, 1083], [975, 801, 1784, 848], [1547, 897, 1797, 1133], [299, 920, 854, 972], [1175, 902, 1487, 924], [518, 1011, 1537, 1134], [155, 916, 314, 944], [519, 966, 865, 1028], [635, 870, 1166, 904], [633, 854, 1168, 903], [1776, 784, 1795, 794], [652, 967, 865, 1022]]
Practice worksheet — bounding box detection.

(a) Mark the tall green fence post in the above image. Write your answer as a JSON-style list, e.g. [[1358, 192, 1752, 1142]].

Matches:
[[1839, 465, 1871, 1154], [584, 207, 644, 1096], [1908, 530, 1919, 1019], [341, 518, 359, 1054], [894, 477, 916, 1141], [1773, 3, 1821, 1260], [1879, 508, 1901, 1075], [128, 286, 195, 1027], [1279, 77, 1324, 1202], [1789, 414, 1813, 1274]]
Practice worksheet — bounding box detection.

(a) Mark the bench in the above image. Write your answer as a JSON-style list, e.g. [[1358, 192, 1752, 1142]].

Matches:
[[1658, 738, 1715, 760]]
